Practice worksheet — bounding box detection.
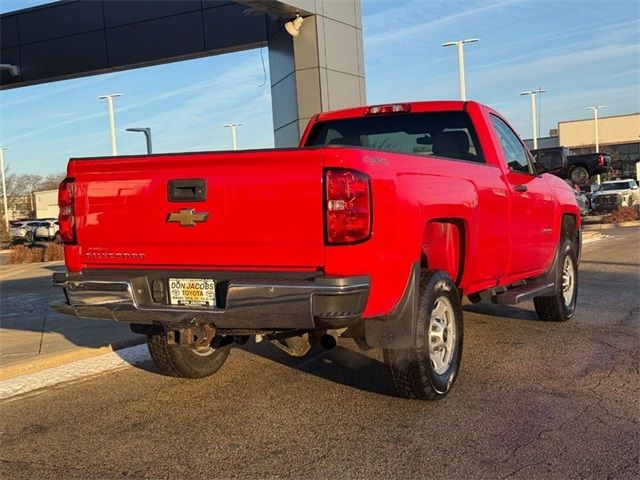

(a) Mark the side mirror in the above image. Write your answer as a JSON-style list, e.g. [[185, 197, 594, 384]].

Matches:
[[533, 162, 547, 175]]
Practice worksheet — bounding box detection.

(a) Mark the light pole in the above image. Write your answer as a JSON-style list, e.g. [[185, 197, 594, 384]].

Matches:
[[0, 147, 9, 230], [520, 88, 547, 150], [586, 105, 606, 184], [442, 38, 479, 101], [585, 106, 606, 153], [224, 123, 244, 150], [98, 93, 123, 156], [126, 127, 153, 154]]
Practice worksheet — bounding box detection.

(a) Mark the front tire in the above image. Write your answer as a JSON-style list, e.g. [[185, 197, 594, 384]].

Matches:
[[383, 270, 463, 400], [534, 238, 578, 322], [147, 332, 230, 378]]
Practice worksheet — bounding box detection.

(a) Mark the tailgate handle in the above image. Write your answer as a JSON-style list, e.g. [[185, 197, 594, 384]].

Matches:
[[168, 179, 206, 202]]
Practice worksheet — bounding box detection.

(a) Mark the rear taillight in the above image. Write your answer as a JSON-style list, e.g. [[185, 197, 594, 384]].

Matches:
[[58, 177, 76, 244], [598, 154, 605, 166], [325, 169, 371, 244]]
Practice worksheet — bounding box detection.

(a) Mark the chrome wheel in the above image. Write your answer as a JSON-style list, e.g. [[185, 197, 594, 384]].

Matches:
[[429, 296, 456, 375], [562, 256, 575, 306]]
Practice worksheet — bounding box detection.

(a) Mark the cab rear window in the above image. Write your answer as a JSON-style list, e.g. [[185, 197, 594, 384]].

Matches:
[[305, 111, 485, 163]]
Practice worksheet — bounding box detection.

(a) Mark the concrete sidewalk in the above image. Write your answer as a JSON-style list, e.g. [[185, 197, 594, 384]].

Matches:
[[0, 261, 142, 380]]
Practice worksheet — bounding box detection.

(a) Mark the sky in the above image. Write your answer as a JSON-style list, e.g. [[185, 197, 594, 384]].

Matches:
[[0, 0, 639, 175]]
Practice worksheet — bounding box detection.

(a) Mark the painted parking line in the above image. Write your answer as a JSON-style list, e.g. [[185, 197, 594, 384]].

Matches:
[[0, 344, 150, 401]]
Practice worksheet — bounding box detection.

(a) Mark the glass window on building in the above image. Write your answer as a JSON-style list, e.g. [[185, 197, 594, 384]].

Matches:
[[569, 142, 640, 180]]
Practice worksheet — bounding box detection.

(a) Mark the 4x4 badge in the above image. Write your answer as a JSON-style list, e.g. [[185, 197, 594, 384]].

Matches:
[[166, 208, 209, 227]]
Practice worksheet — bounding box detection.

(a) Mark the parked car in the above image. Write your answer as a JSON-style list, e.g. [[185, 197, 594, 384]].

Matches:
[[34, 220, 60, 240], [592, 179, 640, 213], [531, 146, 611, 185], [16, 221, 42, 242], [10, 220, 59, 242], [579, 184, 600, 211], [9, 221, 29, 242], [52, 100, 581, 401], [564, 180, 589, 216]]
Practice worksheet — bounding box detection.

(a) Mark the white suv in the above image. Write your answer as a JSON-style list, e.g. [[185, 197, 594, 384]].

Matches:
[[34, 220, 60, 241], [593, 179, 640, 213]]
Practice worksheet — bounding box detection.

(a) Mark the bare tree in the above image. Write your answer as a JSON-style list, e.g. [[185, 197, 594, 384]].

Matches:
[[1, 169, 66, 220], [38, 172, 66, 191]]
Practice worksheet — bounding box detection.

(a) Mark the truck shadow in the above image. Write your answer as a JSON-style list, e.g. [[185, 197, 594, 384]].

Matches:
[[239, 340, 399, 398], [126, 337, 398, 397]]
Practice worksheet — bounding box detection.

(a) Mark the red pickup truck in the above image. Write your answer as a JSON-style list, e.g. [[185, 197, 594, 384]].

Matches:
[[52, 101, 581, 400]]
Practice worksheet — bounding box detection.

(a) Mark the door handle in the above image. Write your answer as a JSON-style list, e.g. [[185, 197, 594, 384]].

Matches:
[[514, 184, 528, 193]]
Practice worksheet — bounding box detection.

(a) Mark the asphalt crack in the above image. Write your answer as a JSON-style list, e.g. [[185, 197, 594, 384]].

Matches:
[[497, 407, 588, 476]]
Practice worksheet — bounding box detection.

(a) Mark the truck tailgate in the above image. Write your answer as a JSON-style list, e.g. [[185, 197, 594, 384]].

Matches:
[[68, 149, 324, 270]]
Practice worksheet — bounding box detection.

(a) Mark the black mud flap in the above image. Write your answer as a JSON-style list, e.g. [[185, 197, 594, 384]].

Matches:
[[364, 262, 420, 349]]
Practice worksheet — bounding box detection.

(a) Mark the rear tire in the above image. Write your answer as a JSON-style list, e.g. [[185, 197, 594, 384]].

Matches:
[[383, 270, 463, 400], [569, 166, 589, 185], [147, 332, 230, 378], [534, 238, 578, 322]]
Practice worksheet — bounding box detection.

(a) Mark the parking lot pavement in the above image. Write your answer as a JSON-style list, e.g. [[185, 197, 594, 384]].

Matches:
[[0, 262, 140, 377], [0, 227, 638, 479]]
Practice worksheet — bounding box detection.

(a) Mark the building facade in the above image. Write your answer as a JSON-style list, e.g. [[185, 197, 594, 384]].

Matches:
[[559, 113, 640, 180], [34, 189, 59, 219]]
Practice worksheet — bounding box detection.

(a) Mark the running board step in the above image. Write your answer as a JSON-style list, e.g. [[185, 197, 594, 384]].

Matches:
[[494, 282, 555, 305]]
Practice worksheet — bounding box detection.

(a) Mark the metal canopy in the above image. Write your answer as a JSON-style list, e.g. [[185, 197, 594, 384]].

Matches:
[[0, 0, 310, 90]]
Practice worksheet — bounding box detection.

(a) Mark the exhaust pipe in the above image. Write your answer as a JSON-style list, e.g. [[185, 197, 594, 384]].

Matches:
[[319, 333, 337, 350]]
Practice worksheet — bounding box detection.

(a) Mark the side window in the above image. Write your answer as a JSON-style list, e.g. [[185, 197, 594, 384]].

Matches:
[[490, 115, 532, 174]]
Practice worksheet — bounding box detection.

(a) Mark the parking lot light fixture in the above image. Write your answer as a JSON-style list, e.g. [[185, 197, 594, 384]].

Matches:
[[224, 123, 244, 150], [0, 147, 9, 230], [442, 38, 479, 101], [126, 127, 153, 154], [585, 106, 607, 154], [586, 105, 607, 184], [98, 93, 123, 156], [520, 88, 547, 150]]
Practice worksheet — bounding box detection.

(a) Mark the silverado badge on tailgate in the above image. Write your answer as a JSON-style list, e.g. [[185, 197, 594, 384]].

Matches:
[[166, 208, 209, 227]]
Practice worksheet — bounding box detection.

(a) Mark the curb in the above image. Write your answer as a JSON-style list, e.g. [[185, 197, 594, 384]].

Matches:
[[582, 220, 640, 231], [0, 335, 146, 381]]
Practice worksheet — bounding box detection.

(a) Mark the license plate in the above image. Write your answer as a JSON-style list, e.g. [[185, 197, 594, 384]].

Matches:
[[168, 278, 216, 307]]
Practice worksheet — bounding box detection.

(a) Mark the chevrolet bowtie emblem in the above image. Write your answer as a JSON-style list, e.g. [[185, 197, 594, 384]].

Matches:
[[167, 208, 209, 227]]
